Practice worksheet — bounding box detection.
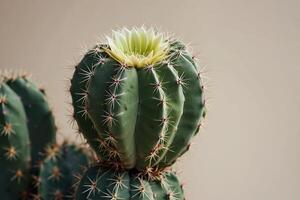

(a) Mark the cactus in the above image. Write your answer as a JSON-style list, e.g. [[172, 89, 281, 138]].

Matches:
[[0, 80, 31, 200], [4, 73, 57, 169], [70, 27, 206, 171], [76, 165, 184, 200], [38, 142, 93, 200]]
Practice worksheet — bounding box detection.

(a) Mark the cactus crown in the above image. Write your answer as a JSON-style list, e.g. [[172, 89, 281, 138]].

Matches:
[[105, 27, 169, 68]]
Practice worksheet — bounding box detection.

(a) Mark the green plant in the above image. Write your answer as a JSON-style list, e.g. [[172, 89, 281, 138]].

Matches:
[[0, 80, 30, 199], [0, 72, 62, 199], [5, 74, 57, 170], [70, 27, 206, 171], [0, 72, 58, 198], [38, 142, 93, 200], [76, 165, 184, 200]]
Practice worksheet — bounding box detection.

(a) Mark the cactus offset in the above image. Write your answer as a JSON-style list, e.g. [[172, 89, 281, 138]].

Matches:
[[70, 27, 206, 170], [76, 165, 184, 200], [5, 73, 57, 169], [38, 143, 92, 200], [0, 80, 31, 199]]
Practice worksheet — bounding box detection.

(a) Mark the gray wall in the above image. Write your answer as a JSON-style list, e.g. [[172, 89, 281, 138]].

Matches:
[[0, 0, 299, 199]]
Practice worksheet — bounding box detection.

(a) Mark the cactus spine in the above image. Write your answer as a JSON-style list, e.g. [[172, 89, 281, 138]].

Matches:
[[70, 27, 206, 171]]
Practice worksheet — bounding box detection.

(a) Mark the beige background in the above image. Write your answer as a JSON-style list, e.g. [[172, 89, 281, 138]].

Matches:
[[1, 0, 300, 199]]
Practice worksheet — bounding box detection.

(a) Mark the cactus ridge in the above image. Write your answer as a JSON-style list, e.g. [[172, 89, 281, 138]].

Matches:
[[5, 74, 57, 169], [76, 165, 184, 200], [70, 48, 121, 165], [0, 81, 30, 199], [0, 71, 60, 199], [70, 28, 206, 172]]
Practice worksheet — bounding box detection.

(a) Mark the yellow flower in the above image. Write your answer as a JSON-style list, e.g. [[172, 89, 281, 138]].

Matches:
[[105, 27, 169, 68]]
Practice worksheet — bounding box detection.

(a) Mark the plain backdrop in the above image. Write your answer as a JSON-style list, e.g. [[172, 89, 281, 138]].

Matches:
[[1, 0, 300, 199]]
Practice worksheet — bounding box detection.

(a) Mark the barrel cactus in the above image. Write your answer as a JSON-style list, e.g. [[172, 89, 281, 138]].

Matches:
[[38, 143, 93, 200], [0, 79, 30, 199], [70, 27, 206, 171], [76, 165, 184, 200]]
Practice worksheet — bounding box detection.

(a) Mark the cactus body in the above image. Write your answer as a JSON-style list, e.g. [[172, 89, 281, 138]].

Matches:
[[0, 82, 30, 199], [70, 28, 205, 171], [76, 165, 184, 200], [38, 143, 92, 200], [6, 76, 56, 169]]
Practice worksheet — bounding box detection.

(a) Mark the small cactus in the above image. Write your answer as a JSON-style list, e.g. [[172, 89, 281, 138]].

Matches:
[[76, 165, 184, 200], [0, 71, 58, 199], [0, 80, 30, 199], [38, 143, 93, 200], [4, 73, 57, 170], [70, 27, 206, 170]]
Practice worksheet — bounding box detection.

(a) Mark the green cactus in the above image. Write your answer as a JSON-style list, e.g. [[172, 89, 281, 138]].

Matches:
[[38, 143, 92, 200], [70, 27, 206, 170], [5, 74, 57, 169], [76, 165, 184, 200], [0, 80, 31, 200]]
